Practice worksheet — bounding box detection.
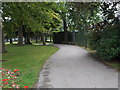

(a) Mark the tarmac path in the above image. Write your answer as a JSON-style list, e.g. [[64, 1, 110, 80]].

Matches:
[[35, 44, 118, 88]]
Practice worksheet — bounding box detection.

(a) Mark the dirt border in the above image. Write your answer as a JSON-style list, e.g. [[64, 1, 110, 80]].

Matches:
[[78, 45, 119, 71], [87, 52, 119, 71]]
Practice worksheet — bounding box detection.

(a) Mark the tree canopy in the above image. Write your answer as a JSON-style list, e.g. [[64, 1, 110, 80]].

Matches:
[[2, 2, 64, 46], [2, 2, 120, 61]]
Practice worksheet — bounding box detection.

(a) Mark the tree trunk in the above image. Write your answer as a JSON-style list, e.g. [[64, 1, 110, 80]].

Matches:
[[50, 35, 52, 42], [45, 34, 47, 42], [25, 32, 31, 44], [42, 33, 46, 45], [10, 38, 13, 44], [24, 35, 26, 43], [35, 36, 38, 43], [2, 33, 7, 53], [18, 24, 23, 46], [6, 37, 9, 42], [41, 34, 43, 42], [39, 36, 41, 42], [63, 19, 68, 43]]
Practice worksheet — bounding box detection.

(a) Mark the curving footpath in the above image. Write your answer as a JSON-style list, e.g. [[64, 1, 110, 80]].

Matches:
[[35, 44, 118, 88]]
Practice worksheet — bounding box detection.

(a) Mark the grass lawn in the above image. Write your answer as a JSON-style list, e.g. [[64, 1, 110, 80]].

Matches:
[[2, 44, 58, 88], [5, 41, 18, 45], [5, 40, 53, 46], [31, 40, 42, 45], [31, 40, 53, 46]]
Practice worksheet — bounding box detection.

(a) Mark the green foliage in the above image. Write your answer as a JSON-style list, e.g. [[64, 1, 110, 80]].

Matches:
[[68, 2, 120, 60], [67, 2, 101, 31], [68, 2, 101, 47], [95, 24, 120, 60], [2, 2, 63, 35], [88, 28, 101, 50], [88, 2, 120, 60], [2, 2, 120, 60], [76, 31, 87, 47]]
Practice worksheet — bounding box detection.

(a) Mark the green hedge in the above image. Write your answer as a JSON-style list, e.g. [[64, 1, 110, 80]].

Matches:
[[76, 23, 120, 60], [95, 25, 120, 60]]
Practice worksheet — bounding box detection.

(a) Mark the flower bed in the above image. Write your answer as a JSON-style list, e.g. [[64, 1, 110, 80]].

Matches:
[[0, 68, 28, 88]]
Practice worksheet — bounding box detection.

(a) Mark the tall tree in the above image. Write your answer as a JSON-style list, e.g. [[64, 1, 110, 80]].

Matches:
[[67, 2, 100, 46], [2, 2, 62, 46], [2, 31, 7, 53]]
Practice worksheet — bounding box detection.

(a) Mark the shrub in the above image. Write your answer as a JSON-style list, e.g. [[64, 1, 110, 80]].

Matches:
[[95, 24, 120, 60]]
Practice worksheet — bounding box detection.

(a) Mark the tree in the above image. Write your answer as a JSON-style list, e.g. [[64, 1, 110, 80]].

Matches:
[[2, 31, 7, 53], [66, 2, 100, 46], [68, 2, 120, 60], [93, 2, 120, 60], [59, 3, 68, 43], [2, 2, 63, 46]]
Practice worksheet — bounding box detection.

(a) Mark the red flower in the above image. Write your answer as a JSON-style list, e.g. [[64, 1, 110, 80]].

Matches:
[[2, 79, 9, 81], [2, 74, 5, 76], [11, 84, 17, 87], [24, 86, 28, 88], [6, 69, 8, 71], [4, 82, 8, 84], [14, 69, 19, 72], [11, 72, 14, 74], [0, 68, 4, 70]]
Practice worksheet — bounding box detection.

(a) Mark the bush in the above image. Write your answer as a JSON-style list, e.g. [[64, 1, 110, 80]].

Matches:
[[87, 20, 120, 60], [76, 30, 87, 47], [96, 38, 120, 60], [88, 29, 101, 50], [95, 24, 120, 60]]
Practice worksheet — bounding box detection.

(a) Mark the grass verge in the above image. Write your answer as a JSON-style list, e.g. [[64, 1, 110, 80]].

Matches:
[[80, 46, 119, 70], [87, 49, 120, 71], [2, 44, 58, 88]]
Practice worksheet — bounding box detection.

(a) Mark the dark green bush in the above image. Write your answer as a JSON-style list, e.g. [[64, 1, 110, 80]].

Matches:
[[88, 29, 101, 50], [95, 24, 120, 60], [76, 30, 87, 47], [96, 38, 120, 60]]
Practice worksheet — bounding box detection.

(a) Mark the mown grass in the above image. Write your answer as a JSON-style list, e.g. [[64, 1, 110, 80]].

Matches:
[[31, 40, 42, 45], [5, 40, 53, 46], [5, 41, 18, 45], [2, 44, 58, 88]]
